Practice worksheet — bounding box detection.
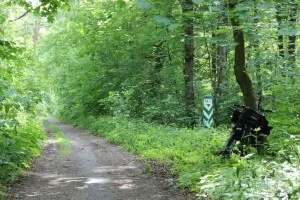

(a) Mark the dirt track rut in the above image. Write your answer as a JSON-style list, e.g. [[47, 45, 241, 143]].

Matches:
[[7, 119, 194, 200]]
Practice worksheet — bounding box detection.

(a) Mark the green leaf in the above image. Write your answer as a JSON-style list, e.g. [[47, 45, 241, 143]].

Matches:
[[117, 0, 126, 8], [21, 161, 30, 168], [61, 4, 71, 11], [0, 15, 6, 23]]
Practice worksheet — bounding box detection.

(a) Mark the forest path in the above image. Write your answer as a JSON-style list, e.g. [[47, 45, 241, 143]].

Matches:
[[7, 118, 194, 200]]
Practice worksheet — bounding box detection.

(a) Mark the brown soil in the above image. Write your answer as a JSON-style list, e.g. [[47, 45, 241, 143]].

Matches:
[[6, 118, 196, 200]]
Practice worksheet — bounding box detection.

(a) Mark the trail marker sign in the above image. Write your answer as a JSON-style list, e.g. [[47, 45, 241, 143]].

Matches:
[[203, 95, 213, 128]]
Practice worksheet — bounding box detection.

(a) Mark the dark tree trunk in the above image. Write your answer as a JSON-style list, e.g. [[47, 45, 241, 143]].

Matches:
[[154, 41, 164, 83], [253, 0, 262, 91], [229, 2, 257, 109], [181, 0, 196, 127], [288, 0, 297, 66], [150, 41, 165, 97], [215, 41, 227, 123], [212, 32, 227, 126], [276, 5, 285, 59], [256, 52, 262, 91]]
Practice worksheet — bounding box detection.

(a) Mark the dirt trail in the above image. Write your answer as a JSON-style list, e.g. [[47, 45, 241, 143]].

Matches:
[[7, 119, 195, 200]]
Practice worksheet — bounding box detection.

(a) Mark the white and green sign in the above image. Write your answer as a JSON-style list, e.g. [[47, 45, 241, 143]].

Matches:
[[203, 95, 213, 128]]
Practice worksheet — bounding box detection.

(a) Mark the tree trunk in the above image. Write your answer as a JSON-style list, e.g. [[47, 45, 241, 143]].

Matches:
[[276, 4, 285, 59], [150, 41, 165, 97], [288, 0, 297, 67], [253, 0, 262, 91], [181, 0, 196, 127], [212, 32, 227, 126], [229, 2, 257, 109], [33, 18, 41, 43]]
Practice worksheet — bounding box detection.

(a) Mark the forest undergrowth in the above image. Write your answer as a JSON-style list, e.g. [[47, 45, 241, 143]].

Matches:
[[0, 115, 45, 199], [59, 112, 299, 200], [1, 0, 299, 199]]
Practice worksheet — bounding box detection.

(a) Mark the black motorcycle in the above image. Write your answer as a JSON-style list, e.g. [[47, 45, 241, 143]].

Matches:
[[220, 104, 273, 156]]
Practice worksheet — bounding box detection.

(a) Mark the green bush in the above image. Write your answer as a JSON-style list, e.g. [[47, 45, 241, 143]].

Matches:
[[60, 115, 228, 191], [0, 113, 45, 196], [198, 91, 300, 200], [61, 114, 299, 198], [198, 151, 300, 199]]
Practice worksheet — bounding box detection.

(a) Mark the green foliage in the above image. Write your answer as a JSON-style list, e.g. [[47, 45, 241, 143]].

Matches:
[[61, 114, 299, 198], [197, 78, 300, 199], [31, 0, 70, 22], [63, 114, 228, 191], [0, 2, 53, 195], [2, 0, 70, 22], [0, 115, 45, 179], [0, 56, 46, 196], [198, 141, 300, 199], [37, 0, 300, 126], [267, 79, 300, 134], [37, 0, 189, 125], [34, 0, 299, 198], [0, 40, 22, 60], [0, 114, 45, 199]]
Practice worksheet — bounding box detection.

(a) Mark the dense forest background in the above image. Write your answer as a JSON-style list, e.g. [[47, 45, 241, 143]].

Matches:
[[1, 0, 299, 199], [38, 0, 299, 127]]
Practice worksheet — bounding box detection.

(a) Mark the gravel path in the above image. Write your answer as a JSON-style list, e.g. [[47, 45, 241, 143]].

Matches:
[[7, 119, 195, 200]]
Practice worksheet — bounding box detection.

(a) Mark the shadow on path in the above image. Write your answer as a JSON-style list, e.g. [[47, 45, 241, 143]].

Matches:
[[7, 118, 194, 200]]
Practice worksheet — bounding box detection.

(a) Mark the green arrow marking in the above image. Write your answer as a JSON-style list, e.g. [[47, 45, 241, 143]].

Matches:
[[203, 95, 213, 128]]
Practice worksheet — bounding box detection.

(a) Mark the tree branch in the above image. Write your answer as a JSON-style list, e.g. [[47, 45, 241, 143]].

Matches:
[[10, 10, 30, 22]]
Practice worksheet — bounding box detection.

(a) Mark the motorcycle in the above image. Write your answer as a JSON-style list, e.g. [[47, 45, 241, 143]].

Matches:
[[220, 104, 273, 156]]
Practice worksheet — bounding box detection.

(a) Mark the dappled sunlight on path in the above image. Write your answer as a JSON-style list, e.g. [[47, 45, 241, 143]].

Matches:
[[7, 118, 193, 200]]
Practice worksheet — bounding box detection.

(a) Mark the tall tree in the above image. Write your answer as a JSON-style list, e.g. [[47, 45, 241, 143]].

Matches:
[[276, 3, 285, 59], [211, 12, 228, 125], [181, 0, 196, 126], [228, 1, 257, 109], [253, 0, 262, 91], [33, 18, 41, 43], [287, 0, 297, 67], [212, 33, 227, 125]]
